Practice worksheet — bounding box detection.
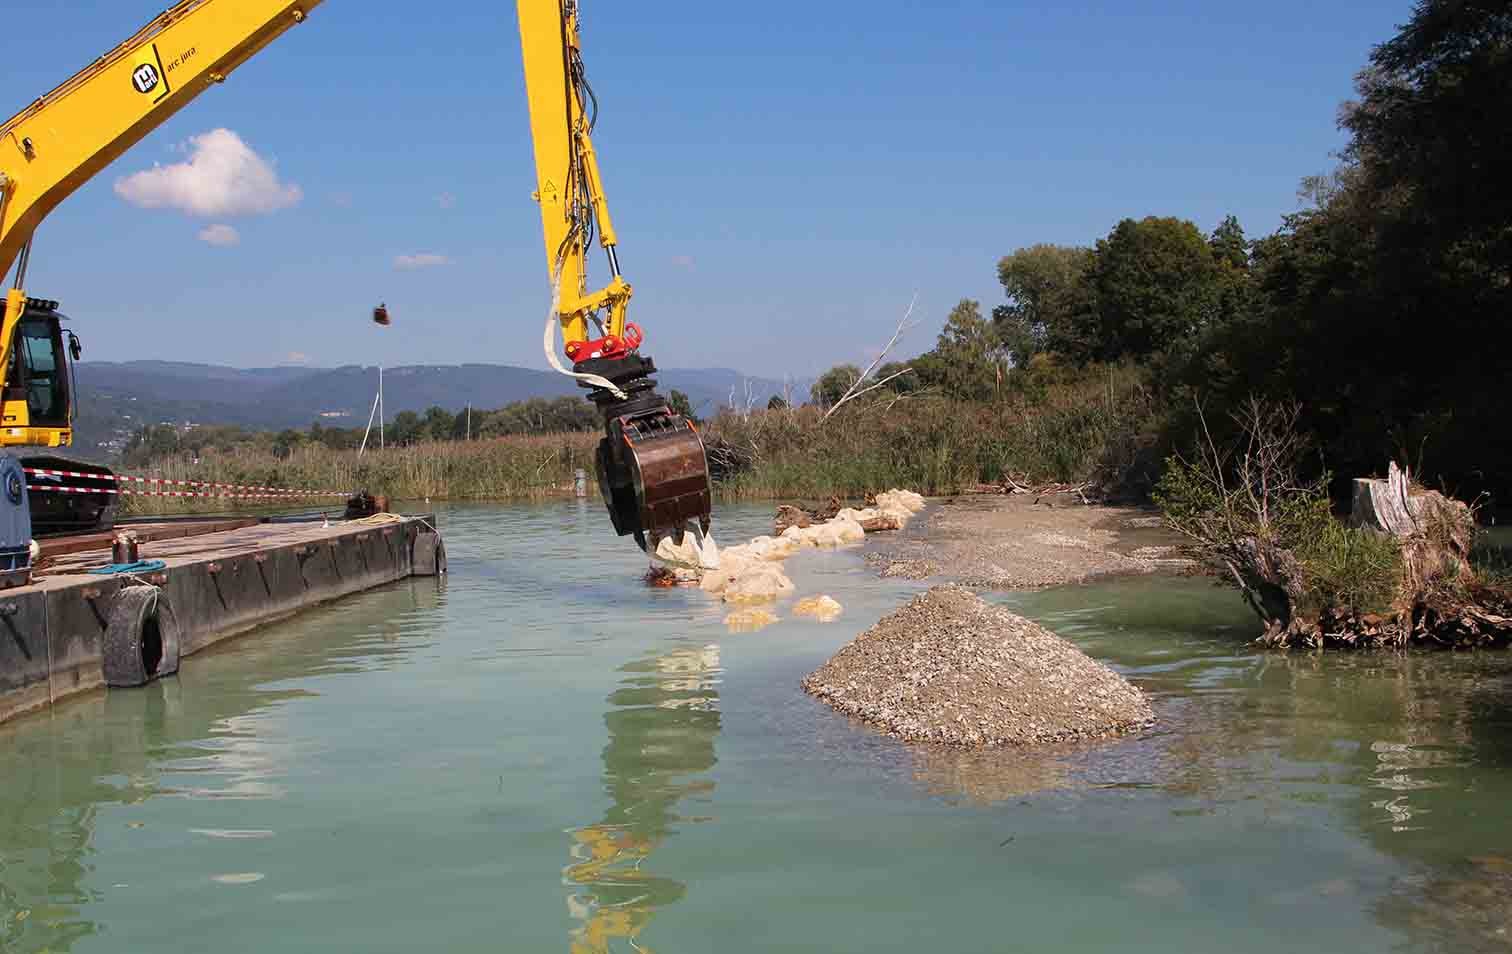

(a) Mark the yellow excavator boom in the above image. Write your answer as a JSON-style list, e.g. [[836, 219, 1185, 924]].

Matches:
[[0, 0, 710, 547], [517, 0, 631, 353], [0, 0, 322, 279], [0, 0, 323, 444]]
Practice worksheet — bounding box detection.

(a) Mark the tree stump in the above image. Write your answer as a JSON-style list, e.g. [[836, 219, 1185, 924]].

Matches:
[[1350, 461, 1421, 536]]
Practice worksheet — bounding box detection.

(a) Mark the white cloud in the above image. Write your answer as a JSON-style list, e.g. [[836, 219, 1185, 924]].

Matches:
[[285, 351, 311, 365], [436, 192, 457, 210], [394, 253, 452, 269], [197, 223, 240, 247], [114, 128, 302, 217]]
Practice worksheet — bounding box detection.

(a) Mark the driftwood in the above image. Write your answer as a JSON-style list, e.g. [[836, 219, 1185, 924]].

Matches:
[[859, 513, 903, 532], [971, 476, 1092, 505], [773, 505, 812, 536], [772, 496, 902, 536], [773, 497, 842, 536]]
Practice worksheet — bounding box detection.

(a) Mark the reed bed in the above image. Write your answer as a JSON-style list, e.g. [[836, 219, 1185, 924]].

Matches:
[[119, 370, 1150, 516]]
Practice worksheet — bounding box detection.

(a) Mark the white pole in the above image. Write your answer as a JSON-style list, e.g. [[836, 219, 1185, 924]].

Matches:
[[358, 368, 381, 457], [378, 365, 385, 449]]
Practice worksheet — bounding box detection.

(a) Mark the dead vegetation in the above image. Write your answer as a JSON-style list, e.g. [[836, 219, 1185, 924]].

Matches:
[[1154, 398, 1512, 649]]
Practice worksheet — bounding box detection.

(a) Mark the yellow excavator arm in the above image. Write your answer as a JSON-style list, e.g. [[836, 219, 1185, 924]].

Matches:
[[517, 0, 631, 357], [0, 0, 710, 548], [0, 0, 323, 444], [515, 0, 712, 549]]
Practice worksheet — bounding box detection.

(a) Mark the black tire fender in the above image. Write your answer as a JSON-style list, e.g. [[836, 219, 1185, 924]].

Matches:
[[412, 530, 447, 577], [102, 586, 181, 688]]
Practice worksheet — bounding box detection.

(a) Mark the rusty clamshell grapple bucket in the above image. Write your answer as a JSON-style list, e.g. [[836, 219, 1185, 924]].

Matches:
[[582, 354, 711, 550]]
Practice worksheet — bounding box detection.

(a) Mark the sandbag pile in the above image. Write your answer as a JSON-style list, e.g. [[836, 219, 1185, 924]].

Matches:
[[775, 490, 928, 546], [651, 488, 928, 630], [698, 488, 927, 602], [794, 595, 844, 622]]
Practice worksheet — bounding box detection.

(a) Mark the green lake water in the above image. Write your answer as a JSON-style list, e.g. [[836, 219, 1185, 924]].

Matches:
[[3, 502, 1512, 952]]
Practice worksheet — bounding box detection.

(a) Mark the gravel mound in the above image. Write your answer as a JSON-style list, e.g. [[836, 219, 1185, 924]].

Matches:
[[802, 585, 1153, 746]]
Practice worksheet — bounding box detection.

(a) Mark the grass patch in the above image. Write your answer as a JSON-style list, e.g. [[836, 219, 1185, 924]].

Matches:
[[1295, 518, 1404, 617]]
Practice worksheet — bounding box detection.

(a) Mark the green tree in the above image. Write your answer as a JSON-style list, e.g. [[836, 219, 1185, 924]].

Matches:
[[907, 351, 951, 394], [933, 299, 1004, 402], [766, 394, 788, 410], [810, 364, 862, 408], [1089, 216, 1223, 363], [1172, 3, 1512, 501], [667, 389, 696, 421], [874, 360, 919, 393], [389, 410, 422, 445], [1205, 215, 1256, 368], [421, 406, 456, 441], [1344, 0, 1512, 258], [310, 421, 357, 450], [122, 424, 183, 468], [1209, 215, 1249, 270], [994, 244, 1096, 364], [272, 428, 305, 459]]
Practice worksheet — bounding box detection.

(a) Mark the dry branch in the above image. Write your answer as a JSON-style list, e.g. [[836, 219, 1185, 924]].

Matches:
[[822, 295, 919, 423]]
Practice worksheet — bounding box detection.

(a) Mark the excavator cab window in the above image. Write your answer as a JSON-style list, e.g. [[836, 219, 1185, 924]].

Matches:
[[5, 312, 70, 428]]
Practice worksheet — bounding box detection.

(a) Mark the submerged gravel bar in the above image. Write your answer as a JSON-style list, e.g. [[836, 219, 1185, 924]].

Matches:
[[803, 584, 1154, 746]]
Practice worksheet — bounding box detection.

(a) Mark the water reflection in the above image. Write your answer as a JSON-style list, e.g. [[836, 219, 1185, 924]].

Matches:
[[908, 742, 1078, 804], [1377, 854, 1512, 953], [0, 578, 443, 954], [1009, 577, 1512, 951], [1151, 645, 1512, 949], [565, 643, 721, 953]]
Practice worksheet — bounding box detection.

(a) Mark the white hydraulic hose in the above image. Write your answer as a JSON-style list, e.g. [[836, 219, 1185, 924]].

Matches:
[[542, 268, 627, 400]]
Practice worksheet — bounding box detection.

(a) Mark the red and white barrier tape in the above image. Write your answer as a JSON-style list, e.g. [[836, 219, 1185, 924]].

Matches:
[[25, 483, 349, 500], [25, 465, 346, 495], [24, 466, 347, 497]]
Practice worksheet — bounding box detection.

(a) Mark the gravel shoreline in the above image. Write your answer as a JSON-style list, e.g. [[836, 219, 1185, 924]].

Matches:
[[866, 493, 1193, 589]]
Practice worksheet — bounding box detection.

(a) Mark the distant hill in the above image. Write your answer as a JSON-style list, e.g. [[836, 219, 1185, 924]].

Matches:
[[71, 360, 803, 458]]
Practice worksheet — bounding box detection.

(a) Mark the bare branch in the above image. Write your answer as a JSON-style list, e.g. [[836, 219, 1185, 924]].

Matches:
[[823, 369, 915, 420], [822, 295, 919, 423]]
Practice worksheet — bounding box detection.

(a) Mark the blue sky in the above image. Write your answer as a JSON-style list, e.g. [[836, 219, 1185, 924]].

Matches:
[[8, 0, 1407, 380]]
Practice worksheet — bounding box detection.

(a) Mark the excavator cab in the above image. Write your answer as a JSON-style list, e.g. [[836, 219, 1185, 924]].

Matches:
[[2, 298, 75, 444], [1, 297, 117, 535]]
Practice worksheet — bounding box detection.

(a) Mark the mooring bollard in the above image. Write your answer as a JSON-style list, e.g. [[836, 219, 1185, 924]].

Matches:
[[574, 469, 588, 498], [111, 532, 139, 565]]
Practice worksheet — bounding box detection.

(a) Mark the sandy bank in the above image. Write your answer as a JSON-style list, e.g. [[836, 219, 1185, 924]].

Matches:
[[866, 493, 1192, 589]]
